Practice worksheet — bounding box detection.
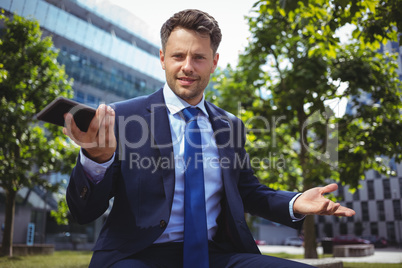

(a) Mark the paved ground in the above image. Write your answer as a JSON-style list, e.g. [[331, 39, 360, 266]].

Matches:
[[258, 245, 402, 264]]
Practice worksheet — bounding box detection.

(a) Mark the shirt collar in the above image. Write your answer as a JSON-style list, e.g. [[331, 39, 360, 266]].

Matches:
[[163, 83, 209, 117]]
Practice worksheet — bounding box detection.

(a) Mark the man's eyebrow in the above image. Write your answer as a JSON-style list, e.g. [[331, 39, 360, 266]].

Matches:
[[193, 52, 208, 57], [170, 50, 185, 55]]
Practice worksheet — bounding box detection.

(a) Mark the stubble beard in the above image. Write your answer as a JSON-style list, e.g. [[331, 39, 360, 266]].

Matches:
[[168, 76, 207, 104]]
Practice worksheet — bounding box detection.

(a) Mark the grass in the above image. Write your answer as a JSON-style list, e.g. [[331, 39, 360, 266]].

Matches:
[[0, 250, 400, 267], [0, 251, 92, 268]]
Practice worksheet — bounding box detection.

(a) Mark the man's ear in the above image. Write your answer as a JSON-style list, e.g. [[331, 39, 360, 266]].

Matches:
[[211, 53, 219, 73], [160, 49, 166, 70]]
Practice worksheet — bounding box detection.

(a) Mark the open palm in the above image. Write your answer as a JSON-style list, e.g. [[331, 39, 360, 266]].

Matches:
[[293, 183, 356, 217]]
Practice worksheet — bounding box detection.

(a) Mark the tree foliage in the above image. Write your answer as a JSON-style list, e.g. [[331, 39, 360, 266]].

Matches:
[[210, 0, 401, 258], [0, 12, 78, 256]]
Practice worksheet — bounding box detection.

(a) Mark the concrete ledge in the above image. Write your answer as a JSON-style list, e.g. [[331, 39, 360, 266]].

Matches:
[[291, 258, 343, 268], [0, 244, 55, 256], [333, 244, 374, 257]]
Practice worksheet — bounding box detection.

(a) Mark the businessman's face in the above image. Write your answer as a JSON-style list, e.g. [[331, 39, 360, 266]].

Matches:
[[160, 27, 219, 106]]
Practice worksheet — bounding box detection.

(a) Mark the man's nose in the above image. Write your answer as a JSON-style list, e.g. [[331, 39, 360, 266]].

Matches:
[[182, 56, 194, 74]]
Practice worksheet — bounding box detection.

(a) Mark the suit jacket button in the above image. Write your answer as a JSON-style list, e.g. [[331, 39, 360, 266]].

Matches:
[[160, 220, 167, 229], [80, 186, 88, 199]]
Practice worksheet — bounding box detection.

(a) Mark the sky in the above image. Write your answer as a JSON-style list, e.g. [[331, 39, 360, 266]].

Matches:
[[108, 0, 258, 68]]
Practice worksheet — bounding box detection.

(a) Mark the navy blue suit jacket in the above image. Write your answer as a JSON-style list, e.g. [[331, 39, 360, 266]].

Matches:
[[66, 88, 304, 267]]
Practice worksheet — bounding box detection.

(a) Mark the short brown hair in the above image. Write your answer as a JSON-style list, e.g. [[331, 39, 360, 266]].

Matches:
[[160, 9, 222, 54]]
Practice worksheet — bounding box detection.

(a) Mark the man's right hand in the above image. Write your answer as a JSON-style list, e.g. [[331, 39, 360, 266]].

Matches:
[[63, 104, 116, 163]]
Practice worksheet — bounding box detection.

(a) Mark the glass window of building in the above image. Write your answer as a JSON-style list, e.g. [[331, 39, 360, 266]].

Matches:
[[86, 94, 99, 107], [340, 222, 348, 235], [75, 90, 85, 103], [353, 189, 360, 201], [361, 201, 369, 221], [346, 202, 354, 222], [400, 177, 402, 198], [89, 57, 102, 70], [65, 14, 80, 41], [10, 0, 24, 13], [386, 222, 396, 243], [377, 201, 386, 221], [45, 4, 59, 32], [354, 221, 364, 236], [393, 199, 401, 220], [367, 180, 375, 200], [318, 215, 325, 223], [337, 183, 344, 200], [55, 9, 69, 34], [34, 0, 48, 25], [84, 23, 97, 48], [76, 19, 88, 43], [383, 179, 391, 199], [324, 223, 333, 237], [370, 222, 378, 236], [22, 0, 38, 18]]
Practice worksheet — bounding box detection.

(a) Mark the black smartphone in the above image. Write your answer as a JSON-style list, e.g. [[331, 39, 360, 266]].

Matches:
[[36, 97, 96, 132]]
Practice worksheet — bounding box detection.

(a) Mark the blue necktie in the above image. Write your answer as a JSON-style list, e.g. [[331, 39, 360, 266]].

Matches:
[[182, 107, 209, 268]]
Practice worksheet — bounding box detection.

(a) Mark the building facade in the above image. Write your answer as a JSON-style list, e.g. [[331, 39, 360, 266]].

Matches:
[[1, 0, 164, 107], [315, 166, 402, 246]]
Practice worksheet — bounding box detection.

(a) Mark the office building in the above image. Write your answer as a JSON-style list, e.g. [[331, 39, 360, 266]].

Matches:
[[1, 0, 164, 107], [315, 167, 402, 246]]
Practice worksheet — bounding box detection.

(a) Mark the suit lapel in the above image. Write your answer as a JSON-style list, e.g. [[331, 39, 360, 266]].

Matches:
[[205, 102, 237, 186], [206, 102, 254, 251], [144, 89, 175, 201]]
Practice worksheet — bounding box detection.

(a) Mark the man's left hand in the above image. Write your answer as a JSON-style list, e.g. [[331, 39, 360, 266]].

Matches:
[[293, 183, 356, 217]]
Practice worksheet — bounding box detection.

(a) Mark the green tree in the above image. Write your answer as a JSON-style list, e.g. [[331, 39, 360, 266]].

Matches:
[[0, 12, 78, 256], [210, 0, 401, 258]]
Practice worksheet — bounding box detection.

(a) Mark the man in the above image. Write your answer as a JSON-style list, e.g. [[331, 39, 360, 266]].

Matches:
[[64, 9, 355, 268]]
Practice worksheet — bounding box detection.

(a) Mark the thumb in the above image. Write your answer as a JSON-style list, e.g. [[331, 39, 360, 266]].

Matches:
[[320, 183, 338, 195]]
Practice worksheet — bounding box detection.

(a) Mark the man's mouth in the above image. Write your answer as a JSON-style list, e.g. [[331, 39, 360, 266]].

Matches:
[[178, 77, 197, 85]]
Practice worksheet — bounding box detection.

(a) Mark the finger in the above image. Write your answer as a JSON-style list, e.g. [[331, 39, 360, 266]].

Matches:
[[320, 183, 338, 195], [98, 105, 116, 148], [87, 104, 107, 137], [64, 112, 98, 149], [333, 206, 355, 217], [107, 106, 116, 145], [98, 106, 107, 148], [327, 202, 341, 215], [64, 113, 83, 144], [99, 105, 113, 146], [334, 206, 356, 217], [317, 199, 330, 215]]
